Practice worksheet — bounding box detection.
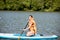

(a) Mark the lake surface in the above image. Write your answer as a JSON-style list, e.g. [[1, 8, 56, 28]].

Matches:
[[0, 11, 60, 40]]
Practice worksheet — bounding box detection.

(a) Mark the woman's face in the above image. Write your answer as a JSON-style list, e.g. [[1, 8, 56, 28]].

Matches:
[[29, 16, 32, 20]]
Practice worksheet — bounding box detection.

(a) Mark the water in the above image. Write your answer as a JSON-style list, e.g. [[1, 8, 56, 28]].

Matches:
[[0, 11, 60, 40]]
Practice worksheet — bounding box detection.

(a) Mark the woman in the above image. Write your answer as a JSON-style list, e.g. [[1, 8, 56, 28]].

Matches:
[[23, 15, 37, 36]]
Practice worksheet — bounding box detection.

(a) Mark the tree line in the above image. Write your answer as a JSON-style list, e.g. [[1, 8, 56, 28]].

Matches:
[[0, 0, 60, 11]]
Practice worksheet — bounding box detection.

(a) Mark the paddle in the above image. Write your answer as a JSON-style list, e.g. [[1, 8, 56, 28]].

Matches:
[[20, 22, 28, 35]]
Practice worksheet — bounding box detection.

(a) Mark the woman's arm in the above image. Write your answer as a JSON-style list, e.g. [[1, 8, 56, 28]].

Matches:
[[23, 22, 31, 31]]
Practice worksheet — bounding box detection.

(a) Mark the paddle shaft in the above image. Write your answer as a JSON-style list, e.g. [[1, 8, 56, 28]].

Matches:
[[21, 22, 28, 35]]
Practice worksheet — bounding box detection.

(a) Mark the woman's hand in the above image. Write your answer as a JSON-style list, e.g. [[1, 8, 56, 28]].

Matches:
[[23, 27, 30, 31], [23, 29, 26, 31]]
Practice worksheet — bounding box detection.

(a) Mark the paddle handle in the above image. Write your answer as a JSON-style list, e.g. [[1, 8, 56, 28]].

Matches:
[[21, 22, 28, 35], [24, 22, 28, 29]]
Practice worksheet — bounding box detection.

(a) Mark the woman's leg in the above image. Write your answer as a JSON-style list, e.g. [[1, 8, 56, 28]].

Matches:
[[26, 31, 34, 36]]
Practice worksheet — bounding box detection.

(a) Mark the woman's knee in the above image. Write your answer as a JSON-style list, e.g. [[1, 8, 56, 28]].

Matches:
[[26, 32, 30, 36], [26, 31, 34, 36]]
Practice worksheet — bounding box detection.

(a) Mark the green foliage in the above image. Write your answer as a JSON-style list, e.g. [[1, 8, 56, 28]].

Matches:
[[0, 0, 60, 11], [0, 1, 5, 10]]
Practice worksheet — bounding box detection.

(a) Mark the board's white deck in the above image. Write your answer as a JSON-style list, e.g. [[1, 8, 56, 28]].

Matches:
[[0, 33, 58, 38]]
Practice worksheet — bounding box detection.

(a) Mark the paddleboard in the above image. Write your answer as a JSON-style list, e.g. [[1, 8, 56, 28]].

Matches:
[[0, 33, 58, 40]]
